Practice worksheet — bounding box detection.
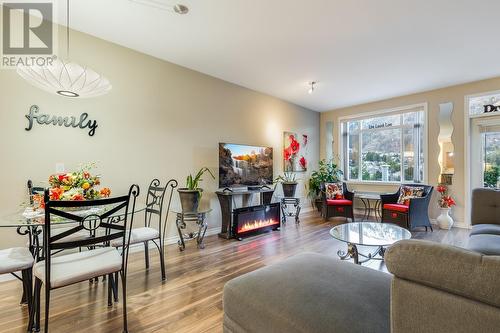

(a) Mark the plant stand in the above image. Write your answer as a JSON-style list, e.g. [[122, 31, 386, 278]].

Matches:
[[280, 197, 301, 224], [174, 209, 211, 251]]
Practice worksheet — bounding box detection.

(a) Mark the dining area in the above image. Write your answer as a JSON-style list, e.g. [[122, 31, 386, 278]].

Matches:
[[0, 168, 186, 333]]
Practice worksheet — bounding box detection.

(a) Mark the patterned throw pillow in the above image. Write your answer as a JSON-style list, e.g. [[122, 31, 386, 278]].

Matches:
[[397, 186, 425, 205], [325, 183, 344, 200]]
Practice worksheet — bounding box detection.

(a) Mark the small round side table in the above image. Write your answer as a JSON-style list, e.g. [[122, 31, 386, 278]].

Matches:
[[172, 208, 212, 251]]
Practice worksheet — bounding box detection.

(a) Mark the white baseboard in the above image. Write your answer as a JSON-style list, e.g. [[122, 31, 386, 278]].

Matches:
[[430, 219, 470, 229]]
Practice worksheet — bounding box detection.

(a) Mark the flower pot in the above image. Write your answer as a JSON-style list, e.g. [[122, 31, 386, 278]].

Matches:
[[178, 188, 201, 213], [437, 208, 454, 230], [282, 182, 298, 198], [314, 198, 323, 212]]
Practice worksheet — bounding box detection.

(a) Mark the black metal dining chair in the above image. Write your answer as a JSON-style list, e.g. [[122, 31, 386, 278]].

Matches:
[[29, 184, 139, 333], [0, 247, 34, 313], [111, 179, 177, 281]]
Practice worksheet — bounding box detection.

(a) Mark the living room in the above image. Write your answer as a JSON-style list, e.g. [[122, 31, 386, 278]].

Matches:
[[0, 1, 499, 332]]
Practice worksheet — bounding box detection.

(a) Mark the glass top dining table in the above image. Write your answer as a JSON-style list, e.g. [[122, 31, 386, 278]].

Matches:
[[0, 203, 148, 228]]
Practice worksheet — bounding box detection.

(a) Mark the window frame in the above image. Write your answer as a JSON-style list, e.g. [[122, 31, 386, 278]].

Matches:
[[338, 103, 428, 185]]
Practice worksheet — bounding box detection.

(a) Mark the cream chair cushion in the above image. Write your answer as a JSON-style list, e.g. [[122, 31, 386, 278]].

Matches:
[[110, 227, 159, 247], [0, 247, 34, 274], [33, 247, 121, 288]]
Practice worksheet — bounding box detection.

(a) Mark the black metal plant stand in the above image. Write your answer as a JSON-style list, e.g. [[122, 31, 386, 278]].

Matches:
[[174, 209, 211, 251], [280, 197, 301, 224]]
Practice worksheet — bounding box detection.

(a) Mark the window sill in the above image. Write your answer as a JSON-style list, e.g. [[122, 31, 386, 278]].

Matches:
[[345, 180, 403, 186]]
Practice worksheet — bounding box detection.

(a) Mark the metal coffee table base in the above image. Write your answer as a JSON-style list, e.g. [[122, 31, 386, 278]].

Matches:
[[337, 243, 386, 265]]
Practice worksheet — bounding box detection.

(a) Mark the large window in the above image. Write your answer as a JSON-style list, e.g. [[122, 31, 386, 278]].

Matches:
[[341, 106, 426, 183]]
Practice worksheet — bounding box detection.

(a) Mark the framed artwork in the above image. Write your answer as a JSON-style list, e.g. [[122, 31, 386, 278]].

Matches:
[[283, 132, 308, 172]]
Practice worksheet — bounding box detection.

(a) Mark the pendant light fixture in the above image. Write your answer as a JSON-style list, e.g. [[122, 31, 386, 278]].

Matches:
[[308, 81, 316, 94], [17, 0, 112, 98]]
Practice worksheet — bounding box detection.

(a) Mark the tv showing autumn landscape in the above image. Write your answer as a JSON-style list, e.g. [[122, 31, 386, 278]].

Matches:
[[219, 143, 273, 188]]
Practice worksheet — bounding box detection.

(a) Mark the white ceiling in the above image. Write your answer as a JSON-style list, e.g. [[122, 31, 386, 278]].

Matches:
[[55, 0, 500, 112]]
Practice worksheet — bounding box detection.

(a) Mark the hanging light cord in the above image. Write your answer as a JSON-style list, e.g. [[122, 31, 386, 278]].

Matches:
[[66, 0, 70, 58]]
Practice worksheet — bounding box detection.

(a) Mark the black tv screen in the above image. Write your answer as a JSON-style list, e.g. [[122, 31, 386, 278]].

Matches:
[[219, 143, 273, 188]]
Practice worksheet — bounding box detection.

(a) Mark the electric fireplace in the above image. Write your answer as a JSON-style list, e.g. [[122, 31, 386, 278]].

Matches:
[[232, 203, 280, 240]]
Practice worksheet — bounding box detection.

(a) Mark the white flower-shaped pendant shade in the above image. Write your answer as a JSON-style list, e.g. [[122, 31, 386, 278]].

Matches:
[[17, 58, 112, 98]]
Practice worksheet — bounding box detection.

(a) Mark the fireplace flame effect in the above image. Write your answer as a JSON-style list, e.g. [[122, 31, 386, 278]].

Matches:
[[238, 219, 279, 233]]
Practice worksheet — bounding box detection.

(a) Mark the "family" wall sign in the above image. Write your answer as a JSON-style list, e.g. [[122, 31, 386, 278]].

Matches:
[[25, 105, 98, 137]]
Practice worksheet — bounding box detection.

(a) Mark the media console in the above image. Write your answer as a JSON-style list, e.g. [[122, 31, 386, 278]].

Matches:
[[216, 187, 279, 240]]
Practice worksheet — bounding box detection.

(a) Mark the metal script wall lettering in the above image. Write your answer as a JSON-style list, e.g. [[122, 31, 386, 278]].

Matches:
[[25, 105, 98, 136]]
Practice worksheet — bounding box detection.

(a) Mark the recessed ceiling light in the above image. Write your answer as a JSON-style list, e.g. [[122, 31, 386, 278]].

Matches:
[[174, 4, 189, 14], [308, 81, 317, 94]]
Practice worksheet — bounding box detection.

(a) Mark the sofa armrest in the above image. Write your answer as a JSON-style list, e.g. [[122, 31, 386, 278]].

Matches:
[[385, 240, 500, 308]]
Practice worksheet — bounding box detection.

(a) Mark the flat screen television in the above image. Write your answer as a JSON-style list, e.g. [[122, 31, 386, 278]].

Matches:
[[219, 143, 273, 188]]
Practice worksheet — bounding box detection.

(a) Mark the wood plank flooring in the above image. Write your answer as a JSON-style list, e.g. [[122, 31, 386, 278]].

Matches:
[[0, 212, 469, 333]]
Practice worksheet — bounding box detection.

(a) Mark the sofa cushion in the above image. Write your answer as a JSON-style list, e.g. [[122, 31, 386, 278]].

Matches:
[[471, 188, 500, 226], [223, 253, 390, 333], [383, 204, 409, 213], [325, 182, 344, 200], [397, 186, 425, 205], [470, 224, 500, 236], [387, 239, 500, 309], [467, 234, 500, 256], [326, 199, 353, 206]]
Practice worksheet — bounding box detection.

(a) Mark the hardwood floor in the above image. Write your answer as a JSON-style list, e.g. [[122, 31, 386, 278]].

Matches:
[[0, 211, 469, 333]]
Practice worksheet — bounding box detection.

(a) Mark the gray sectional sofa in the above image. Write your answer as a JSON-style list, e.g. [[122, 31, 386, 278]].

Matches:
[[223, 240, 500, 333], [467, 188, 500, 255]]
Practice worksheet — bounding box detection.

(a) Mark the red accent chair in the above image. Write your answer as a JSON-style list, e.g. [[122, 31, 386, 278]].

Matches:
[[381, 184, 434, 231], [322, 183, 355, 222]]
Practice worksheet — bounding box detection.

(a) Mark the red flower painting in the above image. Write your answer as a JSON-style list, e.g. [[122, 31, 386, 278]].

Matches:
[[299, 156, 307, 170], [283, 132, 308, 172]]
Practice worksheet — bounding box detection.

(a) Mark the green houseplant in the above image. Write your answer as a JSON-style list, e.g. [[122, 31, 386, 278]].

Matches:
[[274, 172, 298, 198], [307, 159, 343, 211], [178, 167, 215, 212]]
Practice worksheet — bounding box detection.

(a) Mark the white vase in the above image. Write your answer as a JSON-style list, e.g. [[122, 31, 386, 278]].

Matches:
[[437, 208, 454, 230]]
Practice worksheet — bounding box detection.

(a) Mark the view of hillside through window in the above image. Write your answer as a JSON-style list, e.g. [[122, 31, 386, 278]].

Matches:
[[484, 132, 500, 188], [342, 109, 425, 183]]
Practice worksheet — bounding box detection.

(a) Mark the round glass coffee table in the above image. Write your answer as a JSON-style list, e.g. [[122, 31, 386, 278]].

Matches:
[[330, 222, 411, 265]]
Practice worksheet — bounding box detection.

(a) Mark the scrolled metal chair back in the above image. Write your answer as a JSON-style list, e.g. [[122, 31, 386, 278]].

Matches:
[[144, 178, 178, 240], [43, 184, 140, 287]]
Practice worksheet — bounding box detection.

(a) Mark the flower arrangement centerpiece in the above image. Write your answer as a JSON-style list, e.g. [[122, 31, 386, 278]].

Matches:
[[32, 163, 111, 209], [437, 185, 456, 209], [436, 184, 455, 229]]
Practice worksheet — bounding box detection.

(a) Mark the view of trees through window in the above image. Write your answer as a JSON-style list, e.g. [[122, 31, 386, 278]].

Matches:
[[484, 132, 500, 188], [343, 109, 425, 183]]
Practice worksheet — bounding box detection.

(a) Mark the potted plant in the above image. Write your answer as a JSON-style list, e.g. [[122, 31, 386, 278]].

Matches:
[[307, 159, 343, 211], [275, 172, 298, 198], [436, 184, 456, 230], [178, 167, 215, 212]]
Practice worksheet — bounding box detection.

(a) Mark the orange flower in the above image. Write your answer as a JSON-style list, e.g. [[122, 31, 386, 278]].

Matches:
[[100, 188, 111, 198], [49, 187, 64, 201], [71, 193, 84, 201], [82, 182, 90, 190]]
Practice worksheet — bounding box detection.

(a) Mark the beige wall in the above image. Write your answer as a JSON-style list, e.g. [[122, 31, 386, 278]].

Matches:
[[0, 28, 319, 247], [320, 77, 500, 227]]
